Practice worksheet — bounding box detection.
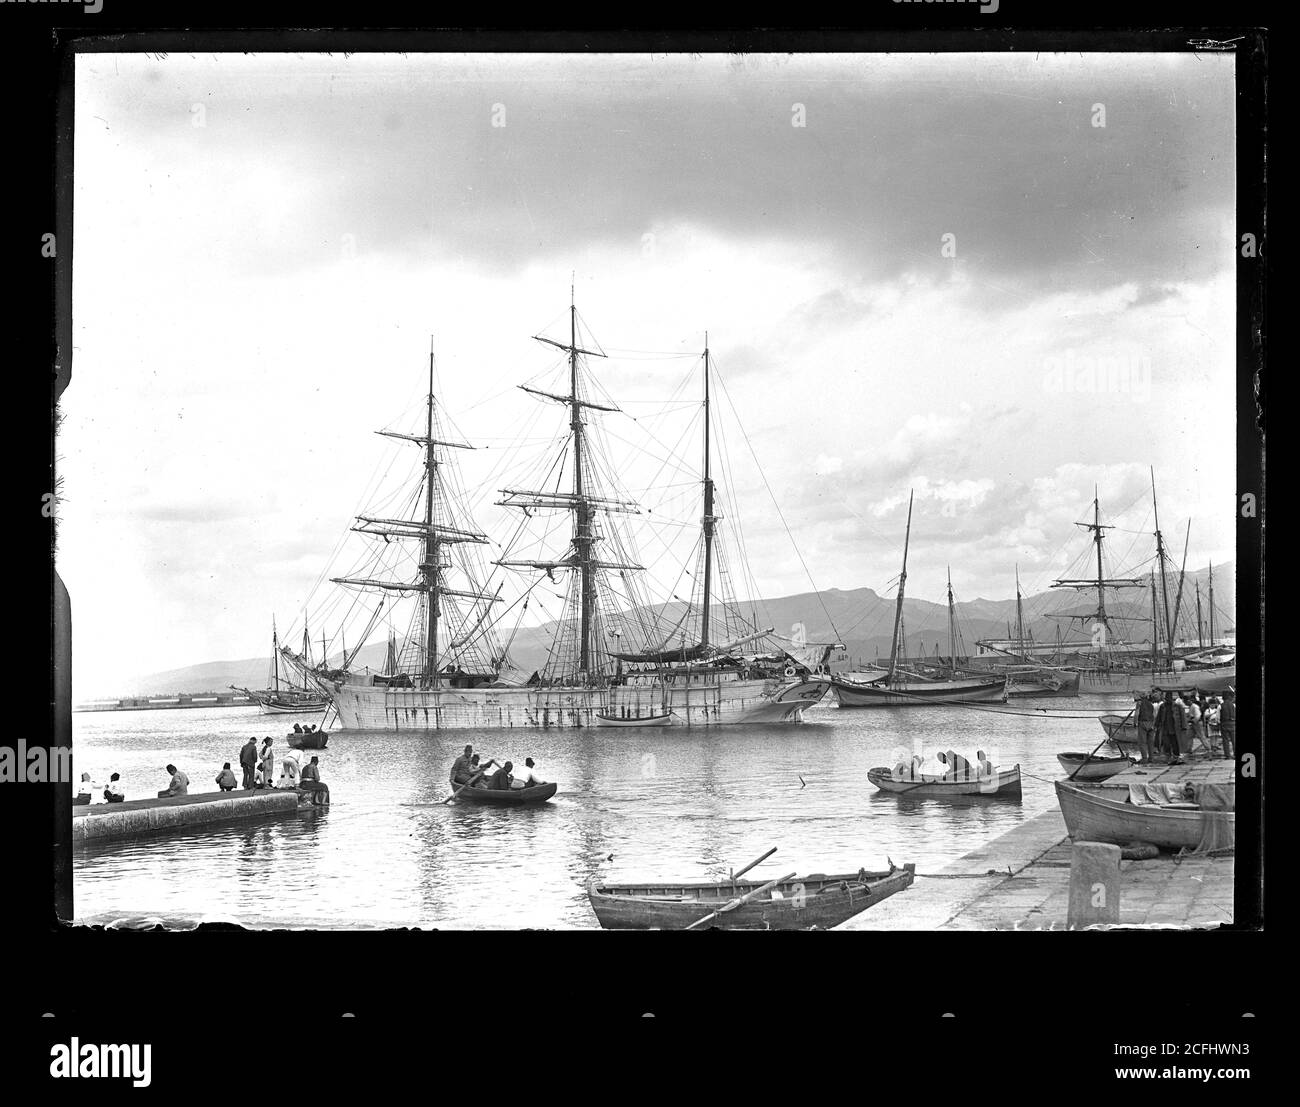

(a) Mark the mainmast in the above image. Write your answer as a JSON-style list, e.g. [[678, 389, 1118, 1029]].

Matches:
[[946, 567, 960, 673], [1151, 469, 1174, 667], [1150, 569, 1159, 668], [423, 341, 440, 686], [1196, 581, 1205, 649], [700, 335, 716, 650], [1015, 565, 1025, 660], [272, 616, 280, 693], [1208, 563, 1217, 643], [497, 287, 641, 682], [1051, 486, 1143, 653], [1168, 519, 1191, 664], [887, 490, 914, 684]]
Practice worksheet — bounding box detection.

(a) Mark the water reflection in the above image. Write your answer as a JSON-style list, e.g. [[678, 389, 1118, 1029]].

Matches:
[[73, 696, 1133, 928]]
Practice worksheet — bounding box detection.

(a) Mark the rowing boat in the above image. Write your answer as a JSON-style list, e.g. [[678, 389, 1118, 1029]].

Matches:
[[1056, 752, 1135, 781], [587, 864, 915, 930], [286, 731, 329, 750], [1054, 780, 1233, 852], [451, 781, 557, 805], [867, 764, 1021, 797], [594, 711, 673, 727]]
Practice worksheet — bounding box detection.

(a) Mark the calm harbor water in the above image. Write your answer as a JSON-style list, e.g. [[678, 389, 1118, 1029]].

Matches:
[[72, 695, 1134, 928]]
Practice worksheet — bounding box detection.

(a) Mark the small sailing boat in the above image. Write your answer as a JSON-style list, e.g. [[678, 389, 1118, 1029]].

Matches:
[[831, 493, 1007, 708], [234, 619, 328, 715]]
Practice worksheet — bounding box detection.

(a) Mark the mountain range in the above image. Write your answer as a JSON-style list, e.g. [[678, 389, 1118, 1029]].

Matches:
[[86, 562, 1235, 698]]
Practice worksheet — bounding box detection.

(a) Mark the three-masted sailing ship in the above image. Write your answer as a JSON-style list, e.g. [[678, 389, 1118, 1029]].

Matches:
[[830, 491, 1008, 708], [285, 297, 836, 730], [234, 619, 329, 714], [978, 476, 1235, 693]]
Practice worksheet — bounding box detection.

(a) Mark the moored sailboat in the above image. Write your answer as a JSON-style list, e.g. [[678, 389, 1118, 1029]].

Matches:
[[831, 494, 1007, 708], [234, 619, 329, 715]]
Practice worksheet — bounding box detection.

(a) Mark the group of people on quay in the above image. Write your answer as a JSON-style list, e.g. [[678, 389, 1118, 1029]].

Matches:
[[1132, 687, 1236, 764], [74, 771, 125, 805], [892, 748, 996, 782], [238, 736, 330, 803], [449, 745, 547, 791], [73, 735, 330, 807]]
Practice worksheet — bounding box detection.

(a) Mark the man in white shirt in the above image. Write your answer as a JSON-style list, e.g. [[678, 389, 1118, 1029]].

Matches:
[[510, 757, 545, 788]]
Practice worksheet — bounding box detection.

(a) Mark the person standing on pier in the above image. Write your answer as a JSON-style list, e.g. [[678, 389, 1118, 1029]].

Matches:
[[240, 737, 259, 789], [256, 738, 275, 787], [1220, 690, 1236, 761], [1135, 693, 1156, 763], [1186, 695, 1205, 754]]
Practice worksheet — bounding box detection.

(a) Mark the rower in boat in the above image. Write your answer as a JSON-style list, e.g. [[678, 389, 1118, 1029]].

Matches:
[[975, 749, 994, 781], [450, 745, 496, 787], [488, 761, 515, 790]]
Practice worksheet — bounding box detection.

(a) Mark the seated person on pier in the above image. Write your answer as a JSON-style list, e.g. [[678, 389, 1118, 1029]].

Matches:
[[157, 764, 189, 798], [215, 763, 238, 792], [299, 756, 330, 805], [75, 772, 94, 805], [103, 772, 125, 803], [489, 761, 515, 790]]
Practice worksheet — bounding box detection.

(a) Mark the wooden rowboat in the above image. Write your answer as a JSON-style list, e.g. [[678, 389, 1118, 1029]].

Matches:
[[1057, 751, 1135, 781], [1054, 780, 1233, 852], [1099, 713, 1138, 746], [867, 764, 1021, 797], [588, 864, 915, 930], [287, 731, 329, 750], [594, 711, 673, 727], [452, 781, 557, 805]]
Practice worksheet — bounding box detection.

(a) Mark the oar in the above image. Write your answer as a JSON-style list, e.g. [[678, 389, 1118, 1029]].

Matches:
[[685, 872, 797, 931], [444, 769, 487, 804], [1070, 707, 1135, 781], [729, 847, 777, 885]]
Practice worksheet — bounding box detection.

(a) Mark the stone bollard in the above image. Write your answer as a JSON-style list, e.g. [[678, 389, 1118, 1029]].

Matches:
[[1067, 841, 1121, 928]]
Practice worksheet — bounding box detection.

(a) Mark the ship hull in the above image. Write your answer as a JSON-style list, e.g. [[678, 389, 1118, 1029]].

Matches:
[[1073, 666, 1236, 694], [324, 676, 831, 730], [830, 675, 1007, 708]]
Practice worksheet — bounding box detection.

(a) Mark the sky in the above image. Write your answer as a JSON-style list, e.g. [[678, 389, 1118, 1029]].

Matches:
[[63, 52, 1237, 694]]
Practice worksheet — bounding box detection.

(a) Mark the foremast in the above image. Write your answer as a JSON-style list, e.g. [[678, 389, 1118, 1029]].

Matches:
[[330, 338, 500, 690]]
